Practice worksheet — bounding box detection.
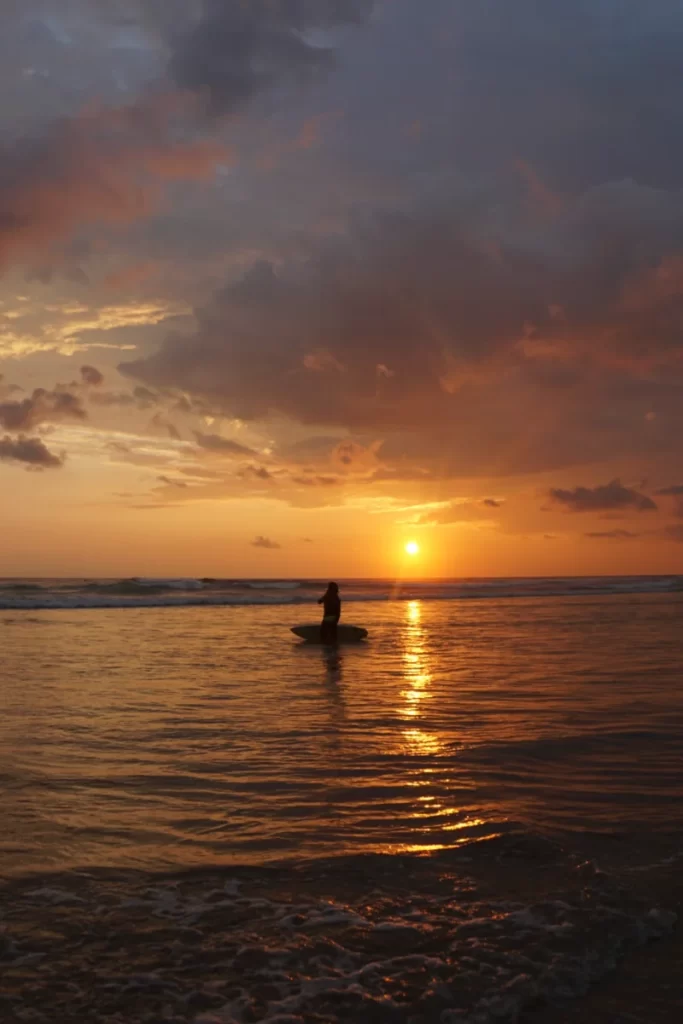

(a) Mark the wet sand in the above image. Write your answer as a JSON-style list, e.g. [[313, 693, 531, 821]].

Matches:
[[526, 859, 683, 1024], [1, 837, 678, 1024]]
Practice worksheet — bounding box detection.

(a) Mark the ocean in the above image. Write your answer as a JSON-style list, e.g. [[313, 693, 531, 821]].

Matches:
[[2, 577, 683, 1023]]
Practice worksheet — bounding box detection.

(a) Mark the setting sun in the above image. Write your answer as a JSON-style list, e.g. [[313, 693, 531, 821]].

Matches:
[[405, 541, 420, 556]]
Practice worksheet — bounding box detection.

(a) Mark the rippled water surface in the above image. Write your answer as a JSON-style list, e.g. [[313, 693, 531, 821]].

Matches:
[[2, 592, 683, 875]]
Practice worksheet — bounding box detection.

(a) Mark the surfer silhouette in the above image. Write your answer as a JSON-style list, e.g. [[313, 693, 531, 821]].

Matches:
[[318, 582, 341, 644]]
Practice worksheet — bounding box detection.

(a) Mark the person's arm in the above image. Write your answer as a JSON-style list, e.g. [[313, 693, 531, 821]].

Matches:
[[317, 596, 324, 605]]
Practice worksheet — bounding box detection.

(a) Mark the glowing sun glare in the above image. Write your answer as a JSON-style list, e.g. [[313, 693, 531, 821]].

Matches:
[[405, 541, 420, 556]]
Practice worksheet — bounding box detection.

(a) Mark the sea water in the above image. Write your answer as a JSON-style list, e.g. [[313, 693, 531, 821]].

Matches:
[[1, 580, 682, 1022]]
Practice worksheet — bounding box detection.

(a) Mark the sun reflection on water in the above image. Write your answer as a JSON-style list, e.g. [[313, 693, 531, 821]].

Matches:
[[392, 601, 475, 847], [400, 601, 438, 743]]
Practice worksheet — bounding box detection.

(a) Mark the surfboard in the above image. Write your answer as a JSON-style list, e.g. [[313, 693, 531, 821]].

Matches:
[[291, 624, 368, 643]]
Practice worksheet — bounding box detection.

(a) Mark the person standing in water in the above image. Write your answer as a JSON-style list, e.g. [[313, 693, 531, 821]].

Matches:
[[318, 582, 341, 644]]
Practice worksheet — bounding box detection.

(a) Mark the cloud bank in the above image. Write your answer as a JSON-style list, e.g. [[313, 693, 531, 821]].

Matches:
[[549, 481, 657, 514], [0, 435, 63, 468]]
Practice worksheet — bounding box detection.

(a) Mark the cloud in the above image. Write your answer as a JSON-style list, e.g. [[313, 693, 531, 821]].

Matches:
[[12, 0, 683, 505], [158, 474, 189, 488], [283, 435, 346, 458], [89, 391, 137, 408], [483, 498, 501, 508], [0, 435, 63, 468], [0, 298, 188, 359], [662, 524, 683, 543], [655, 483, 683, 518], [90, 386, 164, 410], [120, 174, 683, 480], [194, 431, 257, 457], [239, 464, 275, 481], [549, 480, 657, 513], [151, 413, 182, 441], [251, 535, 281, 549], [80, 365, 104, 386], [0, 387, 86, 431], [291, 474, 339, 487], [444, 1, 683, 191], [170, 0, 375, 114], [584, 530, 641, 540], [112, 2, 683, 488], [0, 99, 226, 271], [408, 499, 497, 527]]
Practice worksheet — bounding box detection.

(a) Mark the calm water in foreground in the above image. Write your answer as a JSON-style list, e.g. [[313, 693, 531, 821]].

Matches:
[[2, 585, 683, 1022], [2, 590, 683, 873]]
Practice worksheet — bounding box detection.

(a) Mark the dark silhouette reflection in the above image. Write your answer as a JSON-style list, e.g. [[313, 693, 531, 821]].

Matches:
[[322, 645, 344, 685], [320, 647, 346, 746]]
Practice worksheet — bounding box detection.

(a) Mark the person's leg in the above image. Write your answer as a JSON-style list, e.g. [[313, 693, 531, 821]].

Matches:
[[329, 616, 339, 644]]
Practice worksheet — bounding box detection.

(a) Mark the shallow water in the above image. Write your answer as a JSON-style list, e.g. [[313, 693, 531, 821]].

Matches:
[[2, 591, 682, 876]]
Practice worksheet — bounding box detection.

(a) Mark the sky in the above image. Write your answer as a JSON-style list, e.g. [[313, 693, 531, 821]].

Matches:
[[2, 0, 683, 578]]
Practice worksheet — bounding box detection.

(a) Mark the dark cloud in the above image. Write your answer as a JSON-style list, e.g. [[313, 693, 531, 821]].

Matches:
[[120, 173, 683, 480], [90, 386, 162, 410], [120, 207, 549, 429], [584, 530, 641, 540], [483, 498, 501, 508], [170, 0, 375, 114], [655, 483, 683, 518], [549, 480, 657, 514], [158, 475, 189, 488], [0, 387, 86, 431], [420, 0, 683, 192], [0, 101, 225, 271], [151, 413, 182, 440], [80, 365, 104, 386], [251, 535, 281, 549], [291, 474, 339, 487], [662, 524, 683, 543], [0, 435, 63, 468], [10, 0, 683, 504], [307, 0, 683, 197], [107, 440, 132, 455], [239, 464, 274, 481], [194, 431, 257, 456], [135, 386, 161, 405], [89, 391, 137, 408]]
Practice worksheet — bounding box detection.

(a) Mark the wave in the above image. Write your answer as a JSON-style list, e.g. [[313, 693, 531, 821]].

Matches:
[[0, 575, 681, 611], [0, 594, 308, 610], [244, 580, 301, 590]]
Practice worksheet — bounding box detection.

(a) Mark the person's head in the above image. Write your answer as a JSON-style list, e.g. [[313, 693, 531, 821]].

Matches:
[[327, 581, 339, 594]]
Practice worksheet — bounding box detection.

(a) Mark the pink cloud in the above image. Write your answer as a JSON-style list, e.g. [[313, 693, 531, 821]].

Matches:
[[0, 99, 229, 270]]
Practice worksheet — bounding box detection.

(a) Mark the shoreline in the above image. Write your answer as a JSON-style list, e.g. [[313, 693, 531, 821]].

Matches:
[[1, 836, 679, 1023]]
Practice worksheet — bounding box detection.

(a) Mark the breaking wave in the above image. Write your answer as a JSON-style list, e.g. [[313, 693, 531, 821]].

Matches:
[[0, 575, 680, 610]]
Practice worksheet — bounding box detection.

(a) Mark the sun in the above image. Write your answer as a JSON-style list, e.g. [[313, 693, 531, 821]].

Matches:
[[405, 541, 420, 556]]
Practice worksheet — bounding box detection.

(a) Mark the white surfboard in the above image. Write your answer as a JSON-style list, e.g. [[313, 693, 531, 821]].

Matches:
[[291, 624, 368, 643]]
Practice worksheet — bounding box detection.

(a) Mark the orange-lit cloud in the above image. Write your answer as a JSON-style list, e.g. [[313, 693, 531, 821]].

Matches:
[[0, 100, 227, 270]]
